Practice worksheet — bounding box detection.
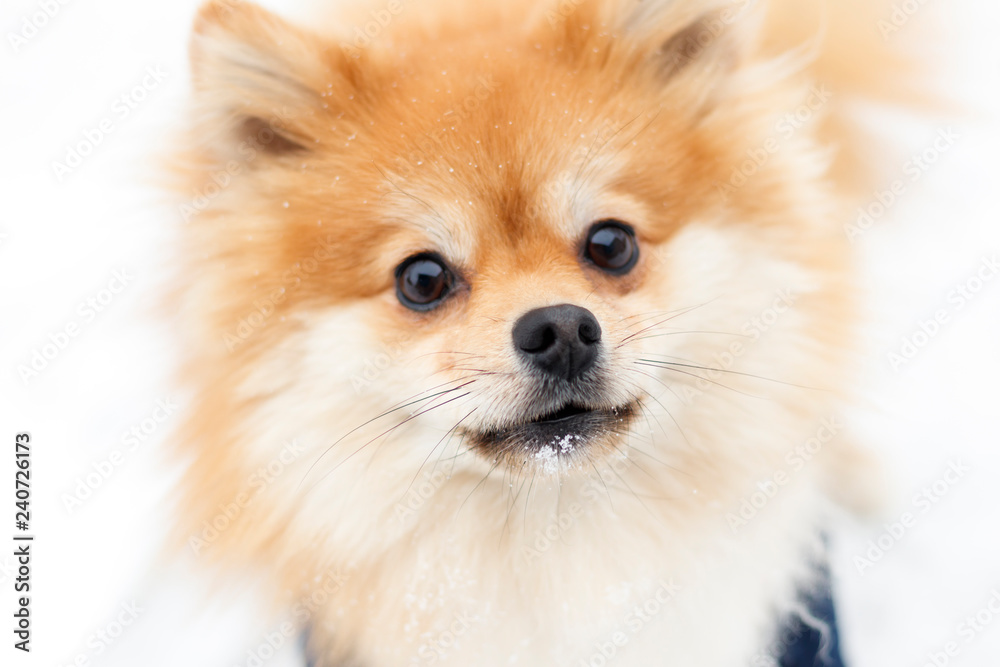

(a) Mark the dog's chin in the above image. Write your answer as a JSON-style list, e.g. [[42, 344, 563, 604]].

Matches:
[[466, 401, 637, 473]]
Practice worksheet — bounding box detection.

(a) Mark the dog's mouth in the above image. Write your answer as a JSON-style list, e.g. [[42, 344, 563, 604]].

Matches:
[[466, 401, 636, 473], [528, 402, 594, 424]]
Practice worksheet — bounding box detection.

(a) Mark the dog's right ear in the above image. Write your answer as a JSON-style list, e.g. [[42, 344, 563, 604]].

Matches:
[[545, 0, 764, 111], [189, 0, 357, 159]]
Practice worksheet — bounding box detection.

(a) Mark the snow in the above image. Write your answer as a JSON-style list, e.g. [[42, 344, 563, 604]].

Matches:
[[0, 0, 998, 665]]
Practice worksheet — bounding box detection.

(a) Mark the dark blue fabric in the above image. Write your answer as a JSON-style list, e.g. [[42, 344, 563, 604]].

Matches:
[[773, 565, 846, 667], [301, 631, 317, 667]]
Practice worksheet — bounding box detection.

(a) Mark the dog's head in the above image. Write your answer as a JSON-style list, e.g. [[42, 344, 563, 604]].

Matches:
[[175, 0, 851, 570]]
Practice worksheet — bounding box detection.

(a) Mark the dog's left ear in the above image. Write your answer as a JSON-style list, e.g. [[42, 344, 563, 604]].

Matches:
[[188, 0, 359, 159]]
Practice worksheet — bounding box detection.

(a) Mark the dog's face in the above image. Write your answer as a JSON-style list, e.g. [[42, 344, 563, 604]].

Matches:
[[177, 0, 851, 586]]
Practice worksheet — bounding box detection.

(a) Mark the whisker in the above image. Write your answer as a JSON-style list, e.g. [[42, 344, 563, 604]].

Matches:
[[630, 390, 693, 452], [617, 300, 716, 348], [441, 366, 510, 377], [403, 407, 479, 499], [373, 162, 451, 229], [616, 309, 681, 322], [636, 359, 822, 391], [624, 329, 749, 344], [600, 448, 660, 522], [306, 387, 476, 493], [433, 409, 476, 472], [604, 439, 657, 485], [501, 466, 531, 546], [635, 362, 769, 400], [521, 466, 540, 532], [411, 351, 486, 361], [458, 457, 503, 516], [573, 112, 644, 188], [431, 414, 475, 478], [587, 460, 614, 513], [297, 378, 479, 489], [575, 111, 662, 200], [625, 368, 696, 439]]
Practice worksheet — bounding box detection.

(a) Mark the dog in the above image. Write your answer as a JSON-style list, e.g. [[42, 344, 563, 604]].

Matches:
[[167, 0, 927, 664]]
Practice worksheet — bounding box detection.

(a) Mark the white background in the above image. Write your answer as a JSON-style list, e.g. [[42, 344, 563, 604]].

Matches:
[[1, 0, 998, 665]]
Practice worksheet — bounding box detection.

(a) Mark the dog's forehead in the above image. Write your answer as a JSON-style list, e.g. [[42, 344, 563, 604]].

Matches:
[[311, 39, 672, 281], [374, 160, 621, 275], [368, 106, 636, 270]]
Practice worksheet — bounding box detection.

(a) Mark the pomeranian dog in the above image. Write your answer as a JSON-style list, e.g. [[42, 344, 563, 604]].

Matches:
[[168, 0, 926, 664]]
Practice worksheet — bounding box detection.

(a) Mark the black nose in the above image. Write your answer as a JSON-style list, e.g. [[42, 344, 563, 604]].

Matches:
[[512, 304, 602, 381]]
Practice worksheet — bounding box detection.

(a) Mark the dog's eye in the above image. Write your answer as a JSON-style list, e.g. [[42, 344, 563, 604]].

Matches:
[[584, 221, 639, 275], [396, 254, 454, 311]]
